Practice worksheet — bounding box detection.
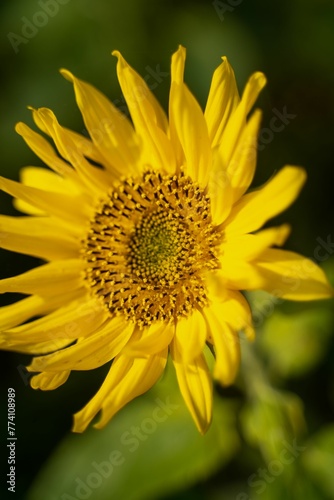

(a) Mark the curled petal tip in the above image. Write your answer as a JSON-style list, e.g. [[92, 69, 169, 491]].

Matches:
[[112, 50, 122, 60]]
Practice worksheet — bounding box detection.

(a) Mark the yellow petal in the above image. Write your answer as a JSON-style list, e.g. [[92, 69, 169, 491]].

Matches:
[[0, 215, 79, 260], [209, 110, 263, 226], [62, 71, 141, 176], [207, 148, 234, 225], [5, 297, 107, 344], [13, 166, 82, 217], [0, 259, 85, 295], [17, 166, 80, 196], [205, 282, 255, 341], [223, 224, 291, 261], [219, 72, 266, 167], [6, 337, 72, 355], [253, 249, 334, 300], [30, 371, 70, 390], [112, 51, 175, 173], [217, 257, 265, 290], [170, 81, 211, 186], [29, 105, 107, 168], [0, 295, 48, 331], [171, 341, 212, 434], [0, 175, 90, 229], [15, 122, 75, 180], [205, 56, 240, 148], [58, 127, 109, 166], [27, 316, 134, 372], [0, 289, 85, 332], [226, 109, 262, 205], [34, 108, 112, 197], [174, 309, 207, 362], [224, 166, 307, 236], [124, 321, 174, 357], [203, 299, 241, 385], [169, 45, 186, 167], [73, 350, 168, 432], [170, 45, 186, 86]]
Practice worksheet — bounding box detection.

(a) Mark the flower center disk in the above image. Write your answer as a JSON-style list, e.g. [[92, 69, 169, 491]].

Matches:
[[83, 172, 221, 327], [128, 209, 190, 283]]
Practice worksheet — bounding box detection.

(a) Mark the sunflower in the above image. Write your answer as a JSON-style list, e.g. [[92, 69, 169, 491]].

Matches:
[[0, 46, 332, 434]]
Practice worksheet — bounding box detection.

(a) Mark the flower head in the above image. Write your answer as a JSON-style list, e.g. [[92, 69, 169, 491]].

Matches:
[[0, 47, 332, 434]]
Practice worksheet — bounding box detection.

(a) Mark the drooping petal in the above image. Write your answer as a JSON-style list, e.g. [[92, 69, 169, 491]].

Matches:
[[30, 370, 70, 390], [205, 56, 240, 148], [253, 249, 334, 300], [169, 81, 211, 187], [73, 349, 168, 432], [0, 296, 49, 331], [204, 281, 255, 341], [203, 299, 241, 385], [171, 340, 212, 434], [0, 288, 86, 332], [0, 215, 80, 260], [173, 309, 207, 362], [224, 166, 307, 236], [60, 69, 140, 176], [124, 321, 174, 357], [4, 296, 107, 345], [27, 316, 134, 372], [0, 259, 85, 295], [220, 290, 255, 340], [5, 337, 72, 355], [112, 51, 175, 173]]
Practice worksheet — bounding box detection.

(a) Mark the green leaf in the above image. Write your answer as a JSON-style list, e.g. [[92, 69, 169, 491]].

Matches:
[[27, 363, 239, 500]]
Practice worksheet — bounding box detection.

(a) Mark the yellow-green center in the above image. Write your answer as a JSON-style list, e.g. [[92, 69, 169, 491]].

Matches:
[[128, 209, 191, 283]]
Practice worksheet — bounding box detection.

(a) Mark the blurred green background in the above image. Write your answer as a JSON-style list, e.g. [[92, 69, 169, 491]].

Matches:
[[1, 0, 334, 499]]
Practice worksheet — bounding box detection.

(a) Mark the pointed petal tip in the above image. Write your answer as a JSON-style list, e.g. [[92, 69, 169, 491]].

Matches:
[[175, 44, 186, 56], [60, 68, 74, 82], [198, 417, 211, 435]]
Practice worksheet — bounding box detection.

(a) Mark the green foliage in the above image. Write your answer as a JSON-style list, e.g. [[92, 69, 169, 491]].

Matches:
[[302, 424, 334, 498], [260, 308, 334, 378], [27, 364, 239, 500]]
